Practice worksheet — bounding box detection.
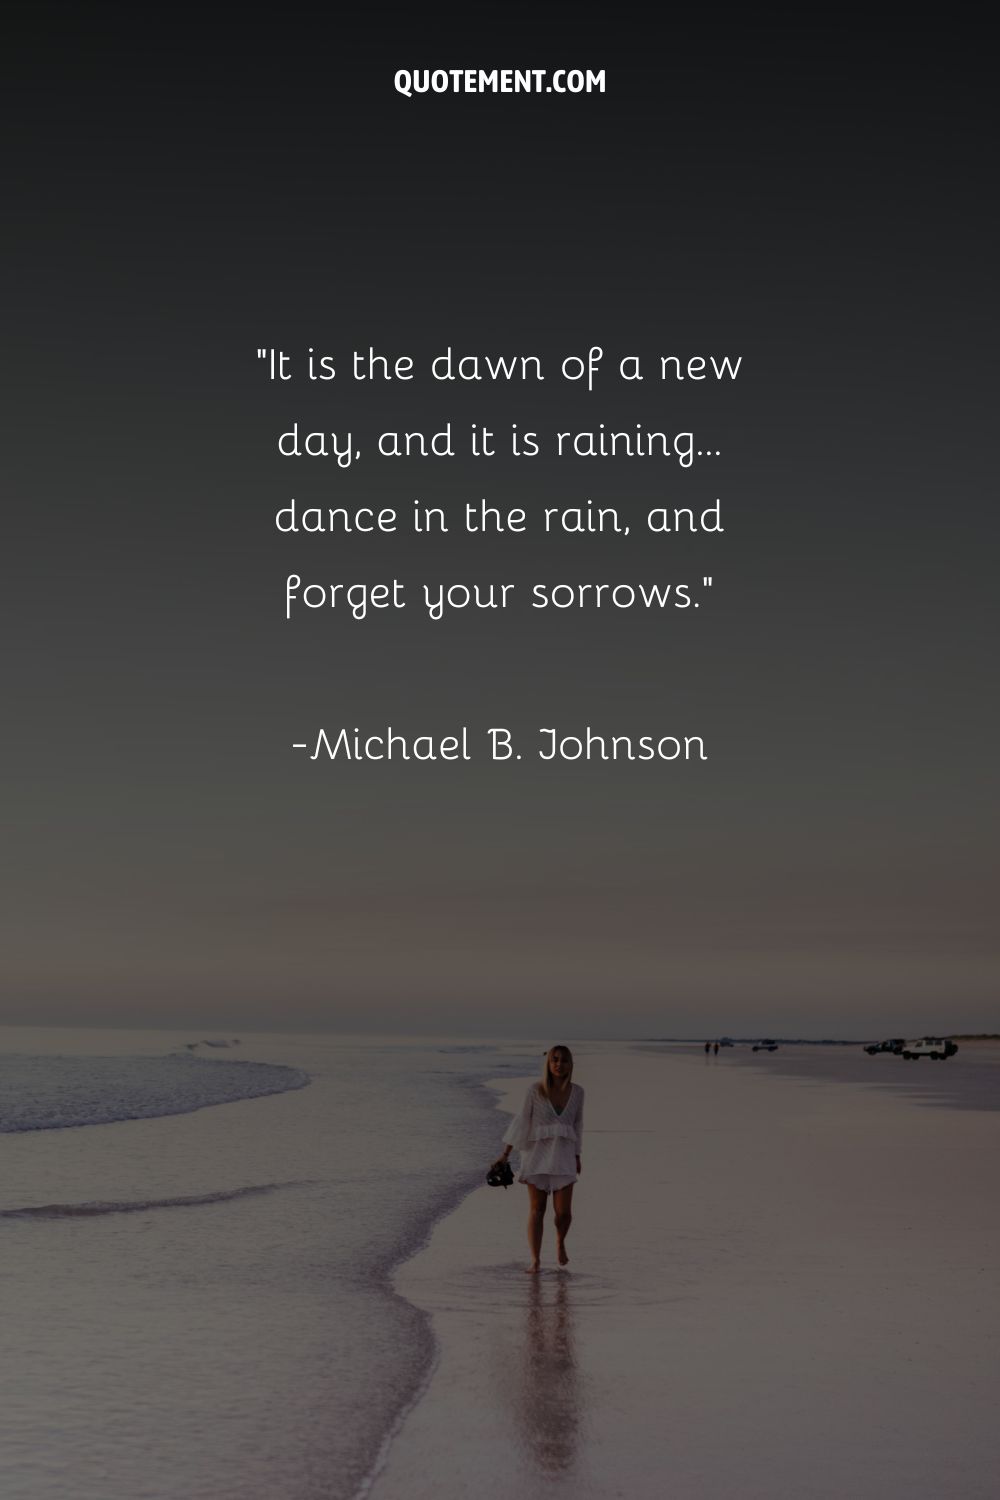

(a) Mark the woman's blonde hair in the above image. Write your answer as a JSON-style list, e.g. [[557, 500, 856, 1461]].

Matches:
[[539, 1044, 574, 1100]]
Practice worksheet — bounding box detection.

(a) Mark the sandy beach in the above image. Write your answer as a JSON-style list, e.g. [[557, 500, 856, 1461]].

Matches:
[[368, 1044, 1000, 1500]]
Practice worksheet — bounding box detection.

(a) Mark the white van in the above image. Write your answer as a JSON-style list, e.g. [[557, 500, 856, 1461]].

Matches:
[[899, 1038, 958, 1060]]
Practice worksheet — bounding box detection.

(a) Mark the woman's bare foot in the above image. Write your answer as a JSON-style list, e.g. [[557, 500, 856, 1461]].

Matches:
[[525, 1261, 541, 1274], [556, 1242, 569, 1266]]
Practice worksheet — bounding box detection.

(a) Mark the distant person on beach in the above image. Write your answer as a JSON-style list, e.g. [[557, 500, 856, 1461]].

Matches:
[[492, 1045, 584, 1274], [705, 1041, 711, 1054], [713, 1042, 719, 1055]]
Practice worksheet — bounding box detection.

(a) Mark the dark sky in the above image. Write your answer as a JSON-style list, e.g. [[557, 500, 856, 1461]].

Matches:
[[4, 5, 997, 1036]]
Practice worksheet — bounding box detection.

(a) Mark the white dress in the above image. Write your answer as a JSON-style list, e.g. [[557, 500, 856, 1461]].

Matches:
[[502, 1081, 584, 1191]]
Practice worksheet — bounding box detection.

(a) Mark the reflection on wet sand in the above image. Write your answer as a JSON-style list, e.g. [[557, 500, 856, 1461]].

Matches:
[[503, 1275, 582, 1476]]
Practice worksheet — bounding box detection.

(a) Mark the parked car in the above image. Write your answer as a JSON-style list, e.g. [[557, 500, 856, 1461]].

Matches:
[[864, 1038, 904, 1055], [752, 1040, 779, 1052], [899, 1038, 958, 1061]]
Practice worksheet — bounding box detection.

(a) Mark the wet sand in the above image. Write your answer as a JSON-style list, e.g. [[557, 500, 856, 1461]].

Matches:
[[367, 1044, 1000, 1499]]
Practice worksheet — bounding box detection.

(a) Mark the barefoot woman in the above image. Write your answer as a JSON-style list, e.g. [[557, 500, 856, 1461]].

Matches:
[[493, 1045, 584, 1273]]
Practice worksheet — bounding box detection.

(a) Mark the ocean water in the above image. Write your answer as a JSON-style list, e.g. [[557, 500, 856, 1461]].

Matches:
[[0, 1028, 537, 1500]]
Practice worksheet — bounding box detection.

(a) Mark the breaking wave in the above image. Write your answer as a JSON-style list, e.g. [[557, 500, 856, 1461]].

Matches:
[[0, 1052, 310, 1133]]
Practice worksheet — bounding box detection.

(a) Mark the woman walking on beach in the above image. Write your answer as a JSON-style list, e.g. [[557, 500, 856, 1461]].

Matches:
[[493, 1045, 584, 1274]]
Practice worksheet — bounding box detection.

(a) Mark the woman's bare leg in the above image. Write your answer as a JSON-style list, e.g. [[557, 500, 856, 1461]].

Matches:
[[553, 1184, 574, 1266], [525, 1184, 548, 1272]]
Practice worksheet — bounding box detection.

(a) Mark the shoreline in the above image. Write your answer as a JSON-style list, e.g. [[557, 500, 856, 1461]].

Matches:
[[354, 1069, 521, 1500], [351, 1066, 523, 1500]]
